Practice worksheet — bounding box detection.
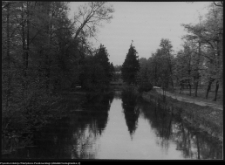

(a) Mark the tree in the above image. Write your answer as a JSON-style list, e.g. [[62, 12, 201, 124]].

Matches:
[[2, 1, 115, 153], [137, 58, 153, 92], [94, 44, 112, 89], [95, 44, 112, 81], [182, 2, 223, 100], [150, 53, 160, 86], [174, 41, 196, 95], [122, 44, 140, 85], [73, 2, 114, 40], [158, 39, 174, 89], [3, 2, 11, 109], [80, 44, 112, 91], [182, 23, 206, 97], [136, 39, 174, 94], [137, 58, 149, 83]]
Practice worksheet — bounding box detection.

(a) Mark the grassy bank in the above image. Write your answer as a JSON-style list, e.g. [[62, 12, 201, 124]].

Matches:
[[142, 89, 223, 142], [168, 87, 223, 106]]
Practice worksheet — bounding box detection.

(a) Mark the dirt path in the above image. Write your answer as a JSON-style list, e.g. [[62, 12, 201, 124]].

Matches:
[[153, 87, 223, 110]]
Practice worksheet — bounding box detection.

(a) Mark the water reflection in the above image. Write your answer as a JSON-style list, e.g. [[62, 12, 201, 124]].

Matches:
[[81, 92, 114, 134], [3, 90, 222, 159], [139, 99, 222, 159], [70, 91, 114, 159], [3, 91, 114, 159], [121, 90, 140, 138]]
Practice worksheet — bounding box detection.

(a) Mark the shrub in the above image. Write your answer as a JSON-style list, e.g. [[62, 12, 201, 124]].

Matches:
[[138, 82, 153, 93]]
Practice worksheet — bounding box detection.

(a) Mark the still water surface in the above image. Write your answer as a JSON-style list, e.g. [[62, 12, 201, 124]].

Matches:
[[4, 90, 222, 159]]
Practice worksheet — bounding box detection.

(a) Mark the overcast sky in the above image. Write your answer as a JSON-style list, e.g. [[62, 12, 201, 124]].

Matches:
[[68, 2, 211, 66]]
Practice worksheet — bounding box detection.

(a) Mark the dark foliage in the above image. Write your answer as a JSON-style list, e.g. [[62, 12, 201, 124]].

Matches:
[[138, 82, 153, 93], [122, 44, 140, 85], [80, 44, 113, 91]]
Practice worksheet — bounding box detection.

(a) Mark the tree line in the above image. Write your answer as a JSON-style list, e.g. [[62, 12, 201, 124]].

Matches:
[[2, 1, 114, 110], [121, 2, 223, 101], [2, 1, 114, 148]]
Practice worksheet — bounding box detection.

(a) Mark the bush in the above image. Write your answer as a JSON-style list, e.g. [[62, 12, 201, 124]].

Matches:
[[138, 82, 153, 93]]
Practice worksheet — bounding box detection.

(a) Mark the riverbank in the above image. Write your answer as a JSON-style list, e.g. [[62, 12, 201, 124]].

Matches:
[[2, 88, 117, 156], [154, 87, 223, 110], [142, 89, 223, 142], [2, 89, 87, 155]]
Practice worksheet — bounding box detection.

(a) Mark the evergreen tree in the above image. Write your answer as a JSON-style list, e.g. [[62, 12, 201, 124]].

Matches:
[[81, 44, 112, 90], [94, 44, 113, 89], [122, 44, 140, 84], [95, 44, 112, 82]]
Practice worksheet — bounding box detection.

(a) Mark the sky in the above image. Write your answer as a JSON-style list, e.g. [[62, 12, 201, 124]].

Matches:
[[68, 2, 211, 66]]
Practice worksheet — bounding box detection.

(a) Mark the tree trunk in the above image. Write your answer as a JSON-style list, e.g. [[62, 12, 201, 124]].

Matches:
[[26, 1, 29, 69], [6, 3, 11, 109], [213, 40, 221, 102], [188, 68, 192, 96], [6, 76, 12, 109], [205, 78, 214, 99], [45, 48, 50, 94], [208, 83, 211, 92], [170, 76, 174, 88], [25, 1, 29, 91], [21, 3, 27, 97], [189, 84, 192, 96], [45, 56, 50, 94], [188, 52, 192, 96], [213, 80, 219, 101], [169, 58, 174, 88], [194, 80, 198, 97], [45, 3, 51, 94], [194, 42, 201, 97], [180, 83, 183, 94]]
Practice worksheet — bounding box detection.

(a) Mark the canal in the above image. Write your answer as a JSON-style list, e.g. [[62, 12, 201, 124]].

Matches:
[[3, 90, 222, 159]]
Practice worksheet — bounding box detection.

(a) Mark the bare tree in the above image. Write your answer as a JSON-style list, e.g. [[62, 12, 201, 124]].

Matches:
[[73, 2, 114, 40]]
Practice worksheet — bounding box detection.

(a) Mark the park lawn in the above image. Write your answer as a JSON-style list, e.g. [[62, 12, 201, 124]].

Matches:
[[168, 87, 223, 106]]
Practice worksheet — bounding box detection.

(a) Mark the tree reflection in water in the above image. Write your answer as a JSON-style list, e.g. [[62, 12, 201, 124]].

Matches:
[[121, 90, 140, 139], [70, 91, 114, 159], [4, 90, 222, 159], [139, 99, 222, 160], [21, 91, 114, 159]]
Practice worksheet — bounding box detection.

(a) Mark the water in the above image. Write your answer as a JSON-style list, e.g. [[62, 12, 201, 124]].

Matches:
[[3, 90, 222, 159]]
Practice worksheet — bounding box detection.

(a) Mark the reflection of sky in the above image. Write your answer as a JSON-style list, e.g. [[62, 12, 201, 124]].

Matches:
[[94, 99, 185, 159], [70, 96, 222, 160], [4, 93, 221, 159]]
